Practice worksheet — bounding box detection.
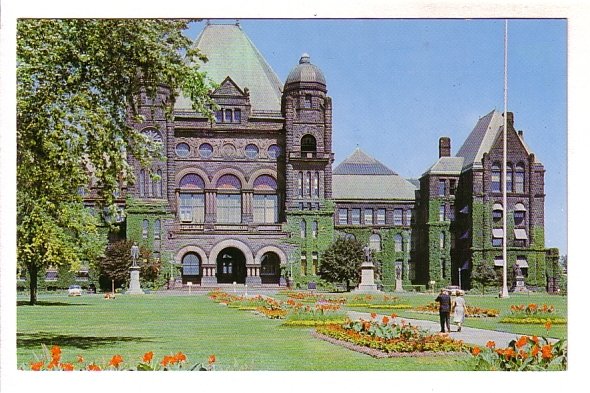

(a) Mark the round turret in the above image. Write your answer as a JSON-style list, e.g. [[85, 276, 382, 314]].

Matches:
[[285, 53, 326, 91]]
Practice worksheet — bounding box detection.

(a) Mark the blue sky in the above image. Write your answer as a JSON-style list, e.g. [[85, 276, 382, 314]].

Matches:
[[188, 19, 567, 254]]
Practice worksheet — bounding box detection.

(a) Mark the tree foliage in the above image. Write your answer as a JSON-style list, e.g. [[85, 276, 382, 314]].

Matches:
[[17, 19, 215, 303], [471, 262, 498, 295], [97, 240, 160, 291], [318, 237, 366, 291]]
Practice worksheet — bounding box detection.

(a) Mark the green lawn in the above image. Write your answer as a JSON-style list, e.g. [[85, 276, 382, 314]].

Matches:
[[341, 292, 567, 339], [17, 293, 471, 371]]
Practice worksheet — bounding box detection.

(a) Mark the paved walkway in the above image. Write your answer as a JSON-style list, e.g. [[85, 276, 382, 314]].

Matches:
[[347, 311, 558, 348]]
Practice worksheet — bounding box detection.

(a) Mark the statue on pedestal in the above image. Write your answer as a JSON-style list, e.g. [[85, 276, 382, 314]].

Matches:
[[127, 242, 144, 295], [131, 243, 139, 267]]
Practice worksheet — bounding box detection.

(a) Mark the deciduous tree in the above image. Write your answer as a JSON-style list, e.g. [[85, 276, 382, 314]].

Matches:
[[318, 237, 365, 291], [17, 19, 215, 304]]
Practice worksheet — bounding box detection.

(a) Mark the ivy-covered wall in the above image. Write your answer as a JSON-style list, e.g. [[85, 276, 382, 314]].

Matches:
[[125, 197, 171, 251], [423, 199, 452, 287]]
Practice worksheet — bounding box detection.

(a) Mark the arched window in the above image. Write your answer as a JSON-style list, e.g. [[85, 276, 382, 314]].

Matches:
[[312, 221, 318, 238], [301, 134, 317, 153], [179, 174, 205, 223], [216, 174, 242, 224], [182, 253, 200, 276], [154, 219, 161, 240], [300, 219, 307, 238], [394, 234, 403, 252], [491, 162, 501, 192], [515, 163, 525, 193], [369, 234, 381, 251], [514, 203, 526, 226], [253, 175, 278, 224], [142, 219, 149, 239], [492, 203, 503, 223]]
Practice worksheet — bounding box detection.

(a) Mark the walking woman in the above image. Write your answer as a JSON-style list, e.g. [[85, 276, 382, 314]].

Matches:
[[452, 290, 466, 332]]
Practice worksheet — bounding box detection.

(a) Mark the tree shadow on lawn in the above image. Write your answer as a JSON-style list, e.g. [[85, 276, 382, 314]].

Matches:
[[17, 301, 91, 307], [17, 332, 155, 350]]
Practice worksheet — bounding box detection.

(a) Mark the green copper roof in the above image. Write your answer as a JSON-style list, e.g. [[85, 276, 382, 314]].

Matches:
[[333, 148, 396, 175], [176, 24, 283, 114]]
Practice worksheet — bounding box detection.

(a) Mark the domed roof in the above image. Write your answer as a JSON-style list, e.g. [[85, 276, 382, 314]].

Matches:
[[285, 53, 326, 87]]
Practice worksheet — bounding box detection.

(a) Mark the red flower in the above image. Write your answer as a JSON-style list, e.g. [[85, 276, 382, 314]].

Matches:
[[47, 358, 59, 370], [87, 363, 101, 371], [542, 344, 553, 360], [30, 361, 44, 371], [61, 363, 74, 371], [109, 354, 123, 368], [50, 345, 61, 362], [486, 341, 496, 349], [382, 316, 390, 324], [390, 313, 398, 319], [142, 351, 154, 363], [174, 352, 187, 363], [370, 313, 377, 319], [471, 346, 481, 356], [531, 345, 539, 357], [532, 336, 539, 344], [160, 355, 174, 367], [516, 336, 528, 348], [208, 354, 216, 364], [503, 348, 515, 360]]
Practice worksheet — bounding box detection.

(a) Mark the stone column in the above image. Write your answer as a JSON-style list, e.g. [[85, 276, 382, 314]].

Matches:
[[127, 266, 145, 295], [245, 265, 262, 287]]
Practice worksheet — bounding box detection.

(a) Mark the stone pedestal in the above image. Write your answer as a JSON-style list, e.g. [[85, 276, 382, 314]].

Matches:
[[512, 275, 529, 293], [353, 261, 381, 293], [127, 266, 145, 295], [246, 276, 262, 286], [394, 279, 404, 292], [201, 275, 218, 286]]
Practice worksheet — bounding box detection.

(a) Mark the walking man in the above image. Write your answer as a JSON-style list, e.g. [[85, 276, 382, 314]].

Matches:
[[435, 289, 452, 333]]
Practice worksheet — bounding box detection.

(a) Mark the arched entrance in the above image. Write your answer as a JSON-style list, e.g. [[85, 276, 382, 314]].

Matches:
[[260, 252, 281, 284], [182, 252, 201, 284], [216, 247, 247, 284]]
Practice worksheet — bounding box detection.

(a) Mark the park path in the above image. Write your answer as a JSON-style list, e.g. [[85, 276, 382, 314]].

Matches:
[[347, 311, 558, 348]]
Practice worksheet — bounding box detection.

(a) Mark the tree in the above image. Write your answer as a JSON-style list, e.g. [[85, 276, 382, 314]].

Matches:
[[470, 262, 498, 295], [17, 19, 215, 304], [318, 237, 365, 291], [97, 240, 160, 291]]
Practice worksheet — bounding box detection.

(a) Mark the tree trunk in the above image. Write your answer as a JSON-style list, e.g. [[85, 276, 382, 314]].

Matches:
[[28, 263, 38, 305]]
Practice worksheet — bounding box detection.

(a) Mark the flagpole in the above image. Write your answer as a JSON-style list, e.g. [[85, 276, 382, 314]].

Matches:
[[500, 19, 510, 298]]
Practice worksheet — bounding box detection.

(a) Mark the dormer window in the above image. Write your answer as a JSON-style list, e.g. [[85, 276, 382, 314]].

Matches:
[[224, 109, 233, 122], [215, 108, 242, 123]]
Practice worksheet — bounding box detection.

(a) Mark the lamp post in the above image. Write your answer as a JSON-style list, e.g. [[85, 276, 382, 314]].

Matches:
[[458, 268, 462, 290], [500, 19, 510, 298]]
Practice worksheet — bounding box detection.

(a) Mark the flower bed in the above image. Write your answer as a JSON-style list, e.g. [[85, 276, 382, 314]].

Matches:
[[500, 304, 566, 325], [469, 335, 567, 370], [23, 345, 216, 371], [315, 316, 466, 355], [413, 302, 499, 317], [499, 317, 567, 325], [283, 290, 347, 304]]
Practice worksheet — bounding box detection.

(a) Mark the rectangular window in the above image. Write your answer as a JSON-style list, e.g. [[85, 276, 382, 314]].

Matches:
[[376, 209, 386, 225], [394, 209, 403, 226], [313, 172, 320, 197], [300, 253, 307, 275], [234, 109, 241, 123], [216, 194, 241, 223], [338, 208, 348, 225], [438, 180, 446, 196], [179, 193, 205, 223], [352, 209, 361, 225], [304, 94, 312, 108], [306, 172, 312, 197], [253, 195, 278, 223], [492, 237, 503, 247], [515, 171, 525, 193], [439, 205, 445, 222], [364, 209, 373, 225], [449, 179, 457, 195], [224, 109, 232, 122], [215, 110, 223, 123], [312, 252, 318, 275], [404, 209, 412, 225], [298, 172, 304, 198], [492, 168, 501, 192]]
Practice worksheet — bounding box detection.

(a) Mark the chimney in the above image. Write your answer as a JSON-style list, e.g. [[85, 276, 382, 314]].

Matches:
[[503, 111, 514, 127], [518, 130, 524, 138], [439, 137, 451, 158]]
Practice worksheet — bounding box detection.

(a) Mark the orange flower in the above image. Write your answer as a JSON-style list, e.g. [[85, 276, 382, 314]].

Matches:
[[471, 346, 481, 356], [518, 349, 528, 359], [516, 336, 528, 348], [30, 361, 44, 371], [142, 351, 154, 363], [174, 352, 187, 363], [532, 336, 539, 344], [486, 341, 496, 349], [528, 303, 537, 310], [382, 316, 390, 324], [503, 348, 515, 360], [390, 313, 398, 319], [208, 354, 216, 364], [47, 358, 59, 370], [109, 354, 123, 368], [87, 363, 101, 371], [61, 363, 74, 371], [531, 345, 539, 357], [160, 355, 174, 367], [370, 313, 377, 319], [76, 355, 84, 363], [541, 344, 553, 360], [545, 320, 552, 331], [50, 345, 61, 361]]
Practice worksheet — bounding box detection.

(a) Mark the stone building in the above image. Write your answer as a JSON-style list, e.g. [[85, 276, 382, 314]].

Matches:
[[76, 22, 554, 291]]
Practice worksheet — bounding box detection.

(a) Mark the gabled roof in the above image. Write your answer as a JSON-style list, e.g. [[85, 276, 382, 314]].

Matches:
[[175, 24, 283, 114], [455, 109, 538, 170], [333, 148, 417, 200], [333, 148, 396, 175], [422, 156, 464, 176]]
